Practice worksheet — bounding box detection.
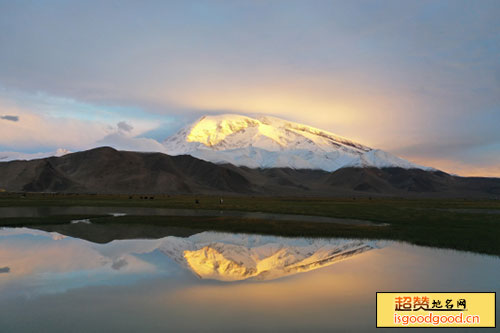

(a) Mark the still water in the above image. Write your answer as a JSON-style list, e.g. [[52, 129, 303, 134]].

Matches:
[[0, 206, 378, 226], [0, 225, 498, 332]]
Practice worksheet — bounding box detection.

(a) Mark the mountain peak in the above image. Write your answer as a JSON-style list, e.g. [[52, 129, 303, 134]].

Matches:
[[164, 114, 431, 172], [159, 232, 375, 281], [186, 114, 261, 147], [168, 113, 370, 151]]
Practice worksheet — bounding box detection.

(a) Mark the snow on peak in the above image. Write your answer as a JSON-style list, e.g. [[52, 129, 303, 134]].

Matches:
[[186, 114, 260, 147], [159, 232, 375, 281], [172, 114, 370, 153], [163, 114, 431, 172]]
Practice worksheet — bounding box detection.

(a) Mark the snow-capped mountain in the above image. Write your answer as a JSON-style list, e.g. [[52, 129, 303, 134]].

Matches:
[[159, 232, 375, 281], [0, 148, 71, 162], [1, 228, 375, 283], [163, 114, 430, 172], [0, 114, 430, 172]]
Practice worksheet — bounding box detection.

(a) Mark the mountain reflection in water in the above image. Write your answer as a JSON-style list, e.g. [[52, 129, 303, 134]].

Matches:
[[1, 226, 499, 332], [160, 233, 374, 281], [0, 228, 374, 287]]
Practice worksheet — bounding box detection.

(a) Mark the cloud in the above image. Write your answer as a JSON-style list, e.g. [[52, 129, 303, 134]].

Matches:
[[0, 106, 110, 151], [0, 1, 498, 176], [96, 132, 166, 153], [111, 258, 128, 271], [0, 229, 158, 297], [117, 121, 133, 133], [1, 115, 19, 122], [408, 156, 500, 178], [0, 92, 168, 153]]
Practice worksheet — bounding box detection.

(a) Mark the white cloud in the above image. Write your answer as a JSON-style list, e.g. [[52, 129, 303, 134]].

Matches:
[[0, 104, 109, 151], [96, 132, 166, 153], [0, 95, 167, 154], [0, 1, 498, 175]]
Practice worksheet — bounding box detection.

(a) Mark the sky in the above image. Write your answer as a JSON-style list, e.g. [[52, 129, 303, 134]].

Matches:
[[0, 0, 499, 176]]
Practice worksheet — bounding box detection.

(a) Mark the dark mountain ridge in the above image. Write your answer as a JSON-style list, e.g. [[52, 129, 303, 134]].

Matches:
[[0, 147, 498, 198]]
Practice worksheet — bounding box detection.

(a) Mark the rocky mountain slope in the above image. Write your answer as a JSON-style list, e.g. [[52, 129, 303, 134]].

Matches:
[[0, 147, 499, 197]]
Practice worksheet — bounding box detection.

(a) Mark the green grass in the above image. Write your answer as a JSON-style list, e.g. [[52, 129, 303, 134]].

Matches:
[[0, 193, 499, 256]]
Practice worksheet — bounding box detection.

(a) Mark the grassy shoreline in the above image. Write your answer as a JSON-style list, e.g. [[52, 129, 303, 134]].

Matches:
[[0, 193, 499, 256]]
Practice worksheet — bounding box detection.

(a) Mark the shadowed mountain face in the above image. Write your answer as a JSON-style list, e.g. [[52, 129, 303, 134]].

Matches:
[[0, 147, 499, 197]]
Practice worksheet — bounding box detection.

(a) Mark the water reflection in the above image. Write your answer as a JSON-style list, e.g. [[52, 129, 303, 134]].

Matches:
[[34, 223, 201, 243], [0, 206, 378, 225], [0, 228, 164, 298], [0, 227, 375, 292], [159, 233, 374, 281], [1, 227, 499, 332]]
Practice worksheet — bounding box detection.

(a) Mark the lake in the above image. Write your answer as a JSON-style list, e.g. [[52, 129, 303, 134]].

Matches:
[[0, 225, 498, 332], [0, 206, 378, 226]]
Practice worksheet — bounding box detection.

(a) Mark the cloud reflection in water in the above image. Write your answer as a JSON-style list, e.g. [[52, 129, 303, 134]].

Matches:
[[0, 228, 375, 299]]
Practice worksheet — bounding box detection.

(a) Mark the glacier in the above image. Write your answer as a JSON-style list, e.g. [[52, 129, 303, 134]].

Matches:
[[158, 232, 375, 281], [0, 113, 431, 172], [163, 114, 431, 172]]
